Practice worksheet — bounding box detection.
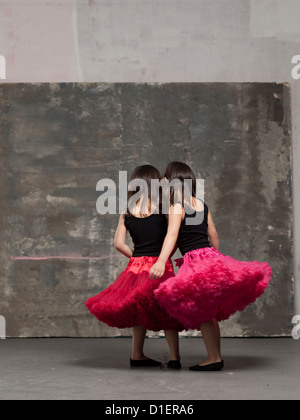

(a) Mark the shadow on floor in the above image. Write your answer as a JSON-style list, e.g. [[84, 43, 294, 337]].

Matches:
[[67, 354, 275, 371]]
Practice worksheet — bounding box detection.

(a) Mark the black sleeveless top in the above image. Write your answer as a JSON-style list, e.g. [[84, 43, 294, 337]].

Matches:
[[125, 214, 168, 257], [177, 201, 211, 256]]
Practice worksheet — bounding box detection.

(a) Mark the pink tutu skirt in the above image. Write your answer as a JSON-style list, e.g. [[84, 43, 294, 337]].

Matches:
[[154, 247, 272, 330], [85, 256, 184, 332]]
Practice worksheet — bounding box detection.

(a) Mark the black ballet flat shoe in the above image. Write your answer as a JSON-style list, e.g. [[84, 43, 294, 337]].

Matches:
[[167, 360, 182, 370], [189, 360, 224, 372], [130, 358, 162, 367]]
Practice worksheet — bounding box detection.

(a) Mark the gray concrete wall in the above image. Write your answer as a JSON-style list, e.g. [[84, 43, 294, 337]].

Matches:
[[0, 0, 299, 336], [0, 82, 293, 337]]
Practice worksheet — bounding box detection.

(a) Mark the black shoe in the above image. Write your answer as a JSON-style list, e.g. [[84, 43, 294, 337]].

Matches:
[[130, 358, 162, 367], [167, 360, 182, 370], [189, 360, 224, 372]]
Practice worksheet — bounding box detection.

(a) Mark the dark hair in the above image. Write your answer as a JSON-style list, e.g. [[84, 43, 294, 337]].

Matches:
[[127, 165, 162, 217], [163, 162, 197, 206]]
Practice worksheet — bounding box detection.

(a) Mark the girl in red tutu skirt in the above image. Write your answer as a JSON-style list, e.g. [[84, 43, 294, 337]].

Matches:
[[86, 165, 184, 369], [150, 162, 272, 371]]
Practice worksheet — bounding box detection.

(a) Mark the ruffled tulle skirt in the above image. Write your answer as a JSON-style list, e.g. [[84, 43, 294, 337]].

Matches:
[[85, 256, 184, 332], [154, 247, 272, 330]]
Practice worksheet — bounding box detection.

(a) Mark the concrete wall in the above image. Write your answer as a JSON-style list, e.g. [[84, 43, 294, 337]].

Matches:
[[0, 0, 299, 335], [0, 82, 293, 337]]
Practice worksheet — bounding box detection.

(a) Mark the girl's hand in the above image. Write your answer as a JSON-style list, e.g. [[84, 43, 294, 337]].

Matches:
[[150, 260, 166, 279]]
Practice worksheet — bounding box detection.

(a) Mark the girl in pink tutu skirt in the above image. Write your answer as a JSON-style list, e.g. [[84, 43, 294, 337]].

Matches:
[[86, 165, 184, 369], [150, 162, 272, 371]]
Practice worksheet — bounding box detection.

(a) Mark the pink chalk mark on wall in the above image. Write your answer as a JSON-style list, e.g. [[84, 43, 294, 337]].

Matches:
[[10, 255, 123, 261]]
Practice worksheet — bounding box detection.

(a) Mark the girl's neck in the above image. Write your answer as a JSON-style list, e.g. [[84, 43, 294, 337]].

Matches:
[[130, 199, 158, 218]]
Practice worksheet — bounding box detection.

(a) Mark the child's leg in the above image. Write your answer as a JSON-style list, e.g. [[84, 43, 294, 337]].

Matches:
[[164, 330, 181, 361], [131, 326, 162, 366], [213, 318, 221, 354], [131, 326, 147, 360], [200, 320, 222, 366]]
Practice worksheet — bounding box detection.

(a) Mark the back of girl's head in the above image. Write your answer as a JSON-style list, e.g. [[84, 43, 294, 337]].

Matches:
[[163, 162, 197, 204], [127, 165, 162, 216], [130, 165, 161, 184]]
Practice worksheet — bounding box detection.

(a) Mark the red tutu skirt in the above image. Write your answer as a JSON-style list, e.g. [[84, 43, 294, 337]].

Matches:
[[85, 256, 184, 332], [154, 247, 272, 330]]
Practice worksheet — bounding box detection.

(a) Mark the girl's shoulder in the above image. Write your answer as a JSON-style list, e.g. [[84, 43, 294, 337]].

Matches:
[[176, 199, 207, 213], [169, 202, 185, 222], [171, 202, 185, 212], [120, 212, 128, 224], [193, 199, 209, 213]]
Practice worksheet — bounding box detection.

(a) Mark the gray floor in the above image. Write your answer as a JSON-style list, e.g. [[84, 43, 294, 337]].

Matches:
[[0, 338, 299, 400]]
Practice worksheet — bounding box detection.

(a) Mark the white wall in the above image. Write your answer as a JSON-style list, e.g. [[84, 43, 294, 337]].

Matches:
[[0, 0, 299, 316]]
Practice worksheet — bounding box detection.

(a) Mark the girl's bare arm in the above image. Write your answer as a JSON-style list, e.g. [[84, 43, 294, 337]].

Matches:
[[150, 204, 183, 279], [207, 210, 219, 251], [114, 214, 133, 259]]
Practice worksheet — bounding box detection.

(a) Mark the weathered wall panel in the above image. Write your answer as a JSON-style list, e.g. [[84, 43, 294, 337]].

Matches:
[[0, 83, 293, 337]]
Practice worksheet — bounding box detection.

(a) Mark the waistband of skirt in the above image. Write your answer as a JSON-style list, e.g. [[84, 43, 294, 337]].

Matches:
[[174, 247, 220, 267], [128, 256, 173, 266]]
